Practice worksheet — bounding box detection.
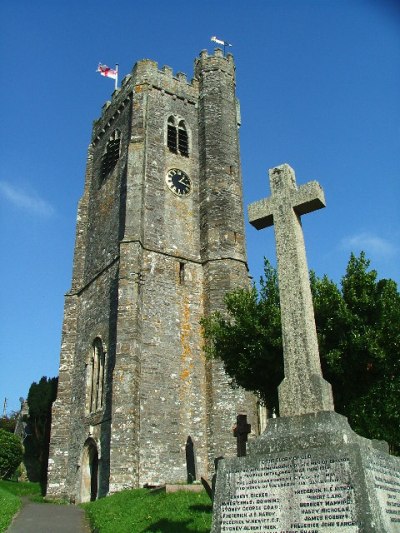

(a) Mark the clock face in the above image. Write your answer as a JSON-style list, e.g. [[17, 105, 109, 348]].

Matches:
[[166, 168, 191, 196]]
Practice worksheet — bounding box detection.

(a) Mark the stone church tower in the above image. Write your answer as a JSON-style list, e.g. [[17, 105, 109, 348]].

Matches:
[[47, 49, 256, 503]]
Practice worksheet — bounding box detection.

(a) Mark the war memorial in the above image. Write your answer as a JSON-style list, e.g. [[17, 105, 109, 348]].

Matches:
[[211, 164, 400, 532]]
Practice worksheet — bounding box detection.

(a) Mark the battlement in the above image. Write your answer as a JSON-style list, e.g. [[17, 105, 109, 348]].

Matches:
[[194, 48, 235, 80], [91, 50, 236, 143], [92, 57, 203, 143]]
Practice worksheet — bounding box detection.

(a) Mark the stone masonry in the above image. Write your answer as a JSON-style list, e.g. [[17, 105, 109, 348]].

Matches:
[[248, 164, 334, 416], [47, 50, 257, 502]]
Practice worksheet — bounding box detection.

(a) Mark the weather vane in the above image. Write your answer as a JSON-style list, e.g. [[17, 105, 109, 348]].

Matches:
[[211, 36, 232, 56]]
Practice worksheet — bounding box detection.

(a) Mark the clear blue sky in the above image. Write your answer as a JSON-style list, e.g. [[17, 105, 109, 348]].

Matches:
[[1, 0, 399, 414]]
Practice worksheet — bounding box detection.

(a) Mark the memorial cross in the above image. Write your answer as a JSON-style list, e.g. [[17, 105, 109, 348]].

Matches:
[[248, 164, 334, 417], [233, 414, 251, 457]]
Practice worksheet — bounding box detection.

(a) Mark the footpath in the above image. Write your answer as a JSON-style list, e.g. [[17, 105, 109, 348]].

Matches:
[[7, 497, 91, 533]]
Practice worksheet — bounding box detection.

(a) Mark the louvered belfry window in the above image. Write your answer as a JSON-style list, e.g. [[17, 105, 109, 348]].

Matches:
[[167, 117, 177, 153], [100, 130, 121, 181], [178, 121, 189, 157], [167, 116, 189, 157]]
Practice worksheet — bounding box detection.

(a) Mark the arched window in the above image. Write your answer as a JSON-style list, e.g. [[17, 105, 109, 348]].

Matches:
[[100, 130, 121, 182], [167, 116, 189, 157], [87, 338, 105, 413]]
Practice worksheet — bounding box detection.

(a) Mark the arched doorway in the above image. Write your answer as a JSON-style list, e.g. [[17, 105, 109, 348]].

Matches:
[[80, 439, 99, 502]]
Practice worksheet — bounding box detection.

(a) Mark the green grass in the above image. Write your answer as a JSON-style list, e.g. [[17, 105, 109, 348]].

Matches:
[[83, 488, 212, 533], [0, 480, 42, 532], [0, 479, 41, 497], [0, 486, 21, 532]]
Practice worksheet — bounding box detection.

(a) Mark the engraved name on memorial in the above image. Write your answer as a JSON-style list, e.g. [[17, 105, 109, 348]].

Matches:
[[220, 454, 358, 532], [365, 453, 400, 529]]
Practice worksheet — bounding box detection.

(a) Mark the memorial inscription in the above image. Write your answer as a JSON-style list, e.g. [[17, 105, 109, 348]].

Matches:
[[366, 454, 400, 529], [220, 454, 358, 532]]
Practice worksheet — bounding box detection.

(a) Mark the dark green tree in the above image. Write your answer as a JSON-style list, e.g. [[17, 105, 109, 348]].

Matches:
[[25, 376, 58, 492], [202, 261, 283, 411], [313, 253, 400, 453], [0, 429, 23, 479], [202, 253, 400, 453], [0, 412, 18, 433]]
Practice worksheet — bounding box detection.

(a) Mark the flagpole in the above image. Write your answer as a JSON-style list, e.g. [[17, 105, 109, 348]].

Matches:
[[210, 36, 232, 57], [115, 64, 119, 90]]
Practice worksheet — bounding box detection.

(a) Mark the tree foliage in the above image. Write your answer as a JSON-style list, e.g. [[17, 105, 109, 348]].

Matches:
[[313, 253, 400, 451], [0, 413, 18, 433], [25, 376, 58, 491], [0, 429, 23, 479], [202, 261, 283, 409], [202, 253, 400, 453]]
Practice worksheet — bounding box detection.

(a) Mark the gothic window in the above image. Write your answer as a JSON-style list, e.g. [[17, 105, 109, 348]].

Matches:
[[100, 130, 121, 182], [167, 116, 189, 157], [86, 338, 105, 413]]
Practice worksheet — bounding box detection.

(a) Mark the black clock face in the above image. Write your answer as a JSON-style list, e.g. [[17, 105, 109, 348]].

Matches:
[[166, 168, 191, 196]]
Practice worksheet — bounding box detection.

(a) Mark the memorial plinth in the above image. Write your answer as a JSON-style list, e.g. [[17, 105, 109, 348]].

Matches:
[[211, 165, 400, 532], [212, 412, 400, 532]]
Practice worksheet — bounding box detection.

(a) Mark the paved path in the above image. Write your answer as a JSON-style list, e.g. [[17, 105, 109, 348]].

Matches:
[[7, 498, 91, 533]]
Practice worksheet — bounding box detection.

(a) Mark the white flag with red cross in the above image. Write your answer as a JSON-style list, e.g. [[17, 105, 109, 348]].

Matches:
[[97, 63, 118, 80]]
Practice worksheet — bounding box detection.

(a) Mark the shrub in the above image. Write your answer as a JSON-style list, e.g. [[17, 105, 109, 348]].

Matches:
[[0, 430, 23, 480]]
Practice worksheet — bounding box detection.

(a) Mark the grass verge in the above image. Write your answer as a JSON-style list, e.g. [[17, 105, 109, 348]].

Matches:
[[82, 488, 212, 533], [0, 480, 41, 498], [0, 486, 21, 533], [0, 480, 42, 532]]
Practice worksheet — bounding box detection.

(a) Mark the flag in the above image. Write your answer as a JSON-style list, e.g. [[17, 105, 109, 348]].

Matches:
[[211, 36, 232, 47], [97, 63, 118, 80]]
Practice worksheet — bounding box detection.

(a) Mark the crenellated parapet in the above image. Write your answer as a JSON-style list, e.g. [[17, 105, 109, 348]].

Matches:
[[92, 58, 203, 143], [194, 48, 235, 82], [92, 49, 234, 143]]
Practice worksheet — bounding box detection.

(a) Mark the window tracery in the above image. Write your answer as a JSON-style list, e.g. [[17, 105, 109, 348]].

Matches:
[[167, 116, 189, 157], [86, 338, 105, 413]]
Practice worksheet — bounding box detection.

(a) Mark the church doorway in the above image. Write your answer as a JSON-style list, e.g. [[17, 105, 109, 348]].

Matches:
[[80, 439, 99, 502]]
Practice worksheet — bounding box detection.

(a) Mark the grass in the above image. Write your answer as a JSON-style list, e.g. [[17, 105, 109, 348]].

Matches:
[[0, 485, 21, 533], [0, 479, 41, 497], [0, 480, 42, 532], [83, 488, 212, 533]]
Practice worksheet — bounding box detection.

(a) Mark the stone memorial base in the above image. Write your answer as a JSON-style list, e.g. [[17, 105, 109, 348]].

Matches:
[[211, 412, 400, 532]]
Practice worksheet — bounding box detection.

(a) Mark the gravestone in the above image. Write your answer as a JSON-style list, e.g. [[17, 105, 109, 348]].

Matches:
[[233, 414, 251, 457], [211, 164, 400, 532], [185, 436, 196, 484]]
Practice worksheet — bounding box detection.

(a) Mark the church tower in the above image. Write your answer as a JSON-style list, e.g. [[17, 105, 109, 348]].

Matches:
[[47, 49, 256, 502]]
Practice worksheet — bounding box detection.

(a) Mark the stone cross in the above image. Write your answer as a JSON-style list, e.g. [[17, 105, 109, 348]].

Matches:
[[248, 164, 334, 417], [233, 414, 251, 457]]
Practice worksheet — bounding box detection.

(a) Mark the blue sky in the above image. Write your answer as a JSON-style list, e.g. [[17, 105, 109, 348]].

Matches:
[[1, 0, 399, 414]]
